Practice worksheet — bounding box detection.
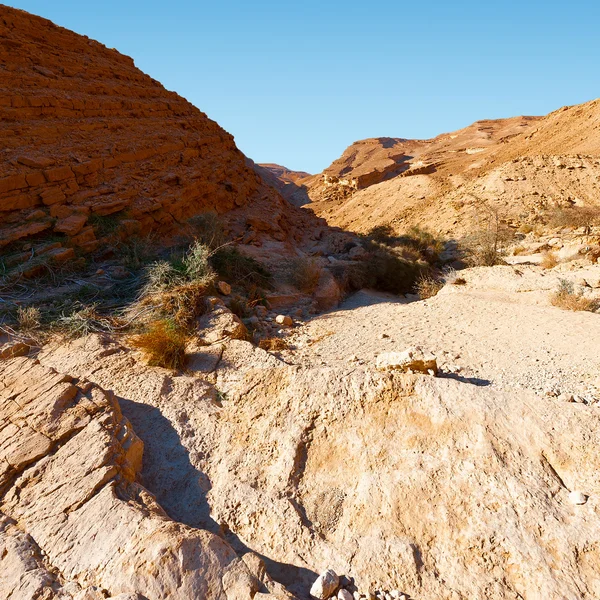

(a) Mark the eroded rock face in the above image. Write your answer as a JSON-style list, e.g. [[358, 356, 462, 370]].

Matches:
[[0, 6, 297, 253], [0, 355, 268, 599], [36, 334, 600, 600]]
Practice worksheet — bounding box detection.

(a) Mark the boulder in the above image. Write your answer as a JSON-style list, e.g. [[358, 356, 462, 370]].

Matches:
[[198, 306, 248, 343], [310, 570, 339, 599]]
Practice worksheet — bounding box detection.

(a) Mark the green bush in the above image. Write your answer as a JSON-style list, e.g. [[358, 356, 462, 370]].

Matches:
[[210, 247, 272, 290]]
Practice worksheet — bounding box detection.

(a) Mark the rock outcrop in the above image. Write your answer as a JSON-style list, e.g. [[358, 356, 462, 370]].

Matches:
[[29, 330, 600, 600], [0, 354, 282, 599], [0, 6, 310, 255]]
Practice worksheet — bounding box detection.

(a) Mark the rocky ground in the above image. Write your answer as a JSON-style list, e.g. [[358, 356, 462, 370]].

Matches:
[[2, 254, 599, 600]]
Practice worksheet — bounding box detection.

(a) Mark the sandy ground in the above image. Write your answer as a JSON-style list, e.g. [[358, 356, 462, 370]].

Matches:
[[288, 264, 600, 401]]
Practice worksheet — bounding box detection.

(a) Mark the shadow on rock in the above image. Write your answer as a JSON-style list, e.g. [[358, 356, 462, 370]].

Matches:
[[118, 397, 220, 534]]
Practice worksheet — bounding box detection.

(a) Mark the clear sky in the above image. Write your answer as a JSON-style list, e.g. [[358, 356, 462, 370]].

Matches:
[[7, 1, 600, 173]]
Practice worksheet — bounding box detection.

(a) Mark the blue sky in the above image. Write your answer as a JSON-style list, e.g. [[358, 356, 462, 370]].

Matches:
[[7, 1, 600, 173]]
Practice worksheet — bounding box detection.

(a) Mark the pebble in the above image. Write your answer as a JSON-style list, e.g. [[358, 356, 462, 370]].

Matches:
[[338, 590, 353, 600], [558, 393, 574, 402], [569, 490, 588, 505], [217, 280, 231, 295], [275, 314, 293, 327]]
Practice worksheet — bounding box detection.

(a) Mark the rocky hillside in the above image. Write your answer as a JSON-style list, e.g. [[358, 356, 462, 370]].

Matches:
[[255, 163, 313, 207], [0, 5, 314, 259], [297, 102, 600, 236]]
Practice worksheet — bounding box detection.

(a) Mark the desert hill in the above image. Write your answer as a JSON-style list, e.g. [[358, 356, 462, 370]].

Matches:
[[255, 163, 313, 207], [259, 163, 311, 185], [298, 101, 600, 235], [0, 5, 318, 261]]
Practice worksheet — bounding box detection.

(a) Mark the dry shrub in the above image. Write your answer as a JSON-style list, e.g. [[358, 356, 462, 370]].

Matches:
[[142, 281, 210, 329], [461, 201, 512, 266], [416, 275, 444, 299], [452, 277, 467, 285], [512, 244, 528, 256], [210, 247, 272, 291], [545, 206, 600, 230], [130, 320, 188, 369], [341, 244, 428, 295], [365, 224, 445, 265], [137, 241, 215, 328], [287, 258, 323, 293], [518, 223, 534, 234], [541, 251, 559, 269], [258, 337, 289, 351], [551, 280, 600, 312], [56, 304, 116, 338]]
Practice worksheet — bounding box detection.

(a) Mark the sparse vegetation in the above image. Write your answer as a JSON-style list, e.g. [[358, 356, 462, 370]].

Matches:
[[460, 201, 513, 266], [550, 279, 599, 312], [287, 257, 323, 293], [340, 244, 429, 295], [416, 275, 444, 299], [364, 224, 446, 265], [186, 212, 226, 249], [209, 246, 272, 291], [541, 251, 559, 269], [258, 337, 289, 352], [89, 213, 123, 237], [16, 305, 41, 333], [545, 206, 600, 231], [137, 241, 215, 328], [130, 319, 188, 369]]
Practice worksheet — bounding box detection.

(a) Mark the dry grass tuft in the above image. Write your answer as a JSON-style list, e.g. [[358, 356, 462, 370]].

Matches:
[[258, 337, 289, 352], [540, 251, 559, 269], [130, 320, 188, 369], [416, 276, 444, 299], [16, 306, 41, 332], [551, 280, 599, 312], [140, 281, 210, 329]]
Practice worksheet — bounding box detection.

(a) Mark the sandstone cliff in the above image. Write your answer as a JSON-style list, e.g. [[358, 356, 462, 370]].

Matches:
[[0, 5, 309, 256]]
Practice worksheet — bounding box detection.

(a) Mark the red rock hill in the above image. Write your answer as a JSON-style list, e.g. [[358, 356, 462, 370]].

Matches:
[[0, 6, 289, 253]]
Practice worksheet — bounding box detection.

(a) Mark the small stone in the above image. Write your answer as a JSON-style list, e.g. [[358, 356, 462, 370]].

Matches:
[[573, 395, 585, 404], [347, 355, 358, 362], [558, 392, 574, 402], [310, 569, 339, 599], [338, 590, 353, 600], [376, 347, 437, 375], [275, 314, 293, 327], [217, 280, 231, 295], [380, 333, 390, 339], [568, 490, 588, 505]]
